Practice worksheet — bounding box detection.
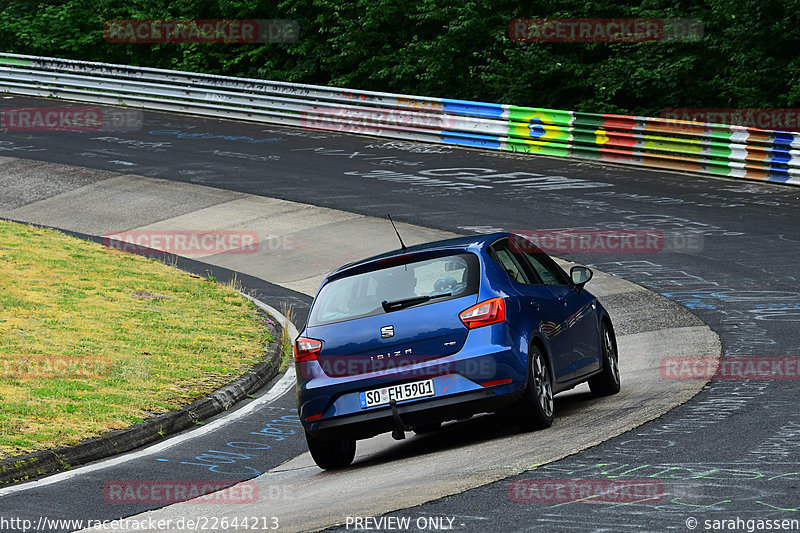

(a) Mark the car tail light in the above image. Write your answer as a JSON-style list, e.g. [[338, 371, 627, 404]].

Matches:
[[459, 297, 506, 329], [294, 337, 322, 362]]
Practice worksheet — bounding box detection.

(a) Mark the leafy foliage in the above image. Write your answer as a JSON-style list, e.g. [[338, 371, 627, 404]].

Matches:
[[1, 0, 797, 114]]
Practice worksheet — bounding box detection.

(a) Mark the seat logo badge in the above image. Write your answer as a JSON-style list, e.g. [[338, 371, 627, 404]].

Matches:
[[381, 325, 395, 339]]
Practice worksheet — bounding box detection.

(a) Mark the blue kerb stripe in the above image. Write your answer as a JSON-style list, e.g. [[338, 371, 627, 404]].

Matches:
[[767, 171, 791, 183], [767, 166, 790, 179], [441, 130, 502, 149], [772, 132, 797, 145], [442, 98, 504, 118], [769, 149, 791, 165]]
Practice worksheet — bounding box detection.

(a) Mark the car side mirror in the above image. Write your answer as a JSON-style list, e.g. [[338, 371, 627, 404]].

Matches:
[[570, 266, 593, 291]]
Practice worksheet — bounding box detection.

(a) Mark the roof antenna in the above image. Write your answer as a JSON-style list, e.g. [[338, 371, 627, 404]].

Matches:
[[387, 214, 407, 250]]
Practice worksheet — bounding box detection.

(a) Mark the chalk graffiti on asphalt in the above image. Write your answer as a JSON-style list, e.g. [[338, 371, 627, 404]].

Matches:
[[171, 412, 302, 476], [148, 129, 285, 144], [343, 167, 614, 192]]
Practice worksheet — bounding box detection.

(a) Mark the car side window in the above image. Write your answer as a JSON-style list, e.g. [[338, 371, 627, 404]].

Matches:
[[488, 240, 531, 284], [521, 251, 571, 286]]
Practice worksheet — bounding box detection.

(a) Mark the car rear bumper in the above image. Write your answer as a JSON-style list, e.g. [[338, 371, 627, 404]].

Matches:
[[305, 387, 522, 440], [296, 325, 528, 439]]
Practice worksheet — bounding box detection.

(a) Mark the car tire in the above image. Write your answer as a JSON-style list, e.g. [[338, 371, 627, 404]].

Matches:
[[517, 344, 554, 431], [588, 322, 621, 396], [305, 431, 356, 470]]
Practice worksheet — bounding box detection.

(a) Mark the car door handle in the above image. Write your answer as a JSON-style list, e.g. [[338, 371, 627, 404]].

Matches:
[[530, 299, 541, 310], [557, 295, 568, 305]]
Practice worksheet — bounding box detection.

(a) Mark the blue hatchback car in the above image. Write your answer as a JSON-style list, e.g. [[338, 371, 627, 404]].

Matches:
[[295, 232, 619, 469]]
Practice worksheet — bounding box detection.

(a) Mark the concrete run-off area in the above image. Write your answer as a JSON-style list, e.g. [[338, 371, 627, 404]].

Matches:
[[0, 157, 720, 532]]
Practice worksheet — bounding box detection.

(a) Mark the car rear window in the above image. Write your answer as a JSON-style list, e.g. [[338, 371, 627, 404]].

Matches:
[[308, 252, 480, 326]]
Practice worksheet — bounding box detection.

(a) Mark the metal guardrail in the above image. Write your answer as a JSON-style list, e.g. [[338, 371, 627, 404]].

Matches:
[[1, 52, 798, 186]]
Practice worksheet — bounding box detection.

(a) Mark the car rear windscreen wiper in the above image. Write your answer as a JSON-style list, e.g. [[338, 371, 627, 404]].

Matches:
[[381, 292, 452, 313]]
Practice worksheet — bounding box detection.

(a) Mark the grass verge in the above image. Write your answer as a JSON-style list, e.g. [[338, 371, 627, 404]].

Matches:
[[0, 220, 274, 459]]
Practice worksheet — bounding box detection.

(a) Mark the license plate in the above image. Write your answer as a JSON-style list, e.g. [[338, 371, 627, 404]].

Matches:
[[359, 379, 435, 409]]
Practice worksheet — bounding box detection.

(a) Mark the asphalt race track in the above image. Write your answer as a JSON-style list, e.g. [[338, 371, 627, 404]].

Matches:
[[0, 95, 799, 532]]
